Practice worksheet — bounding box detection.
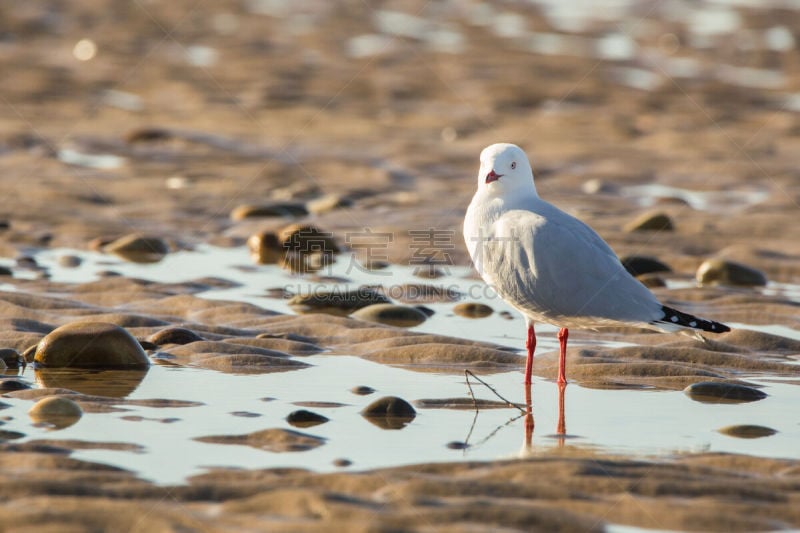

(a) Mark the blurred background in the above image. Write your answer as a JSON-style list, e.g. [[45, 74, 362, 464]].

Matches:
[[1, 0, 799, 271]]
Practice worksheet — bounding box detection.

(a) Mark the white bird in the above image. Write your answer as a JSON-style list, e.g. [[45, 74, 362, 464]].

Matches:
[[463, 143, 730, 386]]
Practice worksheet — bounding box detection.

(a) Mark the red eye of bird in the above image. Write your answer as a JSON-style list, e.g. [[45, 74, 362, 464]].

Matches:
[[511, 162, 516, 169]]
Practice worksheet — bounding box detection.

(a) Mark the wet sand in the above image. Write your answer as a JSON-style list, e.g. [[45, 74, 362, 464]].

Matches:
[[2, 0, 800, 530]]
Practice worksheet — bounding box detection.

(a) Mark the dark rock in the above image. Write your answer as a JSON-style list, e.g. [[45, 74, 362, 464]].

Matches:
[[148, 327, 204, 346], [230, 411, 261, 418], [57, 255, 82, 268], [286, 409, 329, 428], [453, 302, 494, 318], [446, 441, 469, 450], [718, 425, 777, 439], [125, 127, 173, 143], [351, 304, 428, 327], [333, 458, 352, 467], [351, 385, 375, 396], [230, 203, 308, 220], [684, 381, 767, 403], [0, 379, 31, 392], [0, 348, 24, 369], [248, 232, 284, 264], [621, 255, 672, 276], [361, 396, 416, 430], [0, 266, 11, 276], [624, 211, 674, 232], [104, 234, 169, 263], [34, 321, 150, 369], [696, 259, 768, 287], [0, 430, 26, 441], [288, 287, 389, 316]]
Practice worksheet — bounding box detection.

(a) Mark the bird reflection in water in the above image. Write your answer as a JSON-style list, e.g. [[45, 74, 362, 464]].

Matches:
[[523, 382, 567, 450]]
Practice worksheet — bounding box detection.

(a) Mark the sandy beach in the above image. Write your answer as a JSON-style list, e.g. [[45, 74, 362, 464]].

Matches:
[[1, 1, 800, 531]]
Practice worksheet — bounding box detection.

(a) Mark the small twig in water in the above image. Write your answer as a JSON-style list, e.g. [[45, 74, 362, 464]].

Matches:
[[464, 370, 526, 414]]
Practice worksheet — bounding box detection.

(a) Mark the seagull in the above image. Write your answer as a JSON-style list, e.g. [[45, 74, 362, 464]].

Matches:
[[463, 143, 730, 386]]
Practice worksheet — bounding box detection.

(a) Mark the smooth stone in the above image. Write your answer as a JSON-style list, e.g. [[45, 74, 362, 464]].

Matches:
[[718, 424, 777, 439], [0, 348, 24, 369], [288, 287, 389, 316], [230, 411, 261, 418], [684, 381, 767, 403], [623, 211, 674, 232], [499, 310, 515, 320], [286, 409, 329, 428], [103, 234, 169, 263], [306, 193, 353, 214], [453, 302, 493, 318], [22, 345, 37, 363], [351, 385, 375, 396], [621, 255, 672, 276], [333, 458, 352, 467], [148, 327, 204, 346], [57, 255, 83, 268], [0, 430, 25, 441], [361, 396, 416, 430], [247, 231, 284, 264], [28, 396, 83, 429], [696, 258, 768, 287], [446, 441, 469, 450], [0, 379, 31, 392], [0, 266, 11, 276], [278, 223, 340, 254], [34, 322, 150, 369], [351, 304, 427, 327], [230, 202, 308, 220], [16, 256, 39, 269]]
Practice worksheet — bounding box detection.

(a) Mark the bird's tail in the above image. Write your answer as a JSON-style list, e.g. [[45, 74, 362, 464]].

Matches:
[[653, 305, 730, 334]]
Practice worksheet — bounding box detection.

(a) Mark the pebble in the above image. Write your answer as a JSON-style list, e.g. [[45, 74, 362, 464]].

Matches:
[[34, 321, 150, 369], [718, 424, 777, 439], [620, 255, 672, 276], [279, 223, 340, 254], [57, 255, 83, 268], [0, 348, 24, 369], [0, 266, 11, 276], [361, 396, 417, 430], [333, 458, 352, 467], [351, 385, 376, 395], [623, 211, 674, 232], [148, 327, 204, 346], [446, 441, 469, 450], [0, 379, 31, 392], [306, 193, 353, 214], [247, 232, 284, 264], [453, 302, 493, 318], [351, 303, 428, 327], [683, 381, 767, 403], [230, 203, 308, 220], [499, 310, 515, 320], [286, 409, 329, 428], [288, 287, 389, 316], [103, 234, 169, 263], [0, 430, 25, 441], [28, 396, 83, 429], [696, 258, 768, 287]]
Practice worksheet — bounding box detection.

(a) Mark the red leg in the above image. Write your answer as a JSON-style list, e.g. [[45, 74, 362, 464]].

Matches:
[[524, 322, 536, 385], [524, 382, 533, 448], [557, 381, 566, 436], [557, 327, 568, 385]]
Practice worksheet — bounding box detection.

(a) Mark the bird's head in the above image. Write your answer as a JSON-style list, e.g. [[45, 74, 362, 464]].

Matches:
[[478, 143, 537, 197]]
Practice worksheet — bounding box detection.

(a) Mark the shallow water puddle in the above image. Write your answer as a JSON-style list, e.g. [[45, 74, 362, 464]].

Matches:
[[1, 245, 799, 484]]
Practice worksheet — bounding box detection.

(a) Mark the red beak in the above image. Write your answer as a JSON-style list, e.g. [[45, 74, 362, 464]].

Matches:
[[485, 169, 502, 184]]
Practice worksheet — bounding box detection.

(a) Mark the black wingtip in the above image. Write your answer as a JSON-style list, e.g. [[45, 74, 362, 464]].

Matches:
[[658, 305, 730, 333]]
